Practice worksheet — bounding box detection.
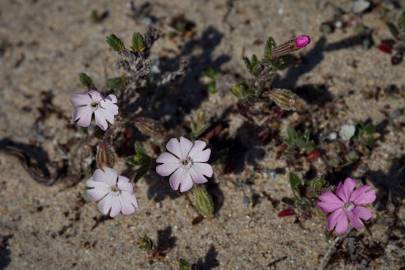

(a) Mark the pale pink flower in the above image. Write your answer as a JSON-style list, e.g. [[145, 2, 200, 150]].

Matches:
[[70, 90, 118, 131], [156, 137, 213, 192], [318, 177, 376, 234], [86, 167, 138, 217]]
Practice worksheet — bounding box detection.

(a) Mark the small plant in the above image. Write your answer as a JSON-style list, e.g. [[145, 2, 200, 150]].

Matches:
[[286, 127, 315, 152], [201, 68, 218, 94], [127, 143, 153, 182], [378, 11, 405, 65], [231, 35, 310, 110]]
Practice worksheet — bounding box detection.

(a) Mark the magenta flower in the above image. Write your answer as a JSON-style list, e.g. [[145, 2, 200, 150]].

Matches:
[[86, 167, 138, 217], [70, 90, 118, 130], [318, 177, 376, 234], [294, 35, 311, 48], [156, 137, 213, 192]]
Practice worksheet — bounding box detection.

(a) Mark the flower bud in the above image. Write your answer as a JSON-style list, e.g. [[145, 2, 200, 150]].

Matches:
[[295, 35, 311, 48], [134, 117, 164, 137], [96, 142, 116, 169], [271, 35, 311, 59], [191, 185, 214, 218], [268, 89, 306, 111]]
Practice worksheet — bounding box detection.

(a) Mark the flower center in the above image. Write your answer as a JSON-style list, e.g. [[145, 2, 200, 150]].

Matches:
[[181, 157, 193, 169], [110, 185, 120, 194], [344, 202, 354, 211], [90, 101, 99, 110]]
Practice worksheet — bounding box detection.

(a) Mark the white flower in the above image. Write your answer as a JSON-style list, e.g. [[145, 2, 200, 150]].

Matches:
[[70, 90, 118, 130], [86, 167, 138, 217], [156, 137, 213, 192]]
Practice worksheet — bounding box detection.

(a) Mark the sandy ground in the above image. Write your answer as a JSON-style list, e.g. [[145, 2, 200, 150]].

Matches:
[[0, 0, 405, 269]]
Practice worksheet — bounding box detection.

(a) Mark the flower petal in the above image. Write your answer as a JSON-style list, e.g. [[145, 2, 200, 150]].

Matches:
[[88, 90, 103, 102], [192, 163, 213, 178], [86, 179, 110, 201], [336, 177, 357, 203], [92, 167, 118, 186], [327, 208, 348, 234], [180, 137, 193, 159], [189, 166, 208, 184], [156, 163, 180, 177], [179, 171, 193, 192], [317, 191, 344, 214], [188, 140, 211, 162], [70, 93, 91, 107], [335, 212, 349, 234], [166, 138, 182, 159], [98, 107, 115, 124], [119, 191, 138, 215], [100, 99, 119, 116], [108, 196, 121, 217], [156, 152, 180, 164], [352, 206, 372, 221], [168, 167, 183, 191], [73, 106, 93, 127], [97, 193, 114, 215], [117, 176, 133, 192], [94, 109, 109, 130], [156, 152, 180, 176], [347, 210, 364, 230], [350, 185, 376, 205], [106, 94, 117, 103], [189, 140, 206, 156]]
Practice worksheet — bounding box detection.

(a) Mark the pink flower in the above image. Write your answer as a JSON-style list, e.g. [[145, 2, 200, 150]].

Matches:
[[318, 177, 376, 234], [156, 137, 213, 192], [86, 167, 138, 217], [70, 90, 118, 130], [294, 35, 311, 48]]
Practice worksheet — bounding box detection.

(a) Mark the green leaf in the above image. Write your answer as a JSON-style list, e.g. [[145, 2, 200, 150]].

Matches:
[[387, 22, 399, 39], [289, 173, 302, 196], [137, 234, 154, 251], [191, 185, 214, 218], [286, 127, 314, 152], [106, 34, 125, 52], [179, 259, 192, 270], [127, 143, 153, 182], [79, 72, 94, 89], [357, 122, 379, 147], [398, 11, 405, 32], [230, 82, 255, 100], [203, 67, 217, 79], [287, 127, 298, 141], [131, 32, 146, 52], [309, 178, 327, 195], [106, 76, 127, 91], [264, 36, 276, 59], [243, 55, 260, 75]]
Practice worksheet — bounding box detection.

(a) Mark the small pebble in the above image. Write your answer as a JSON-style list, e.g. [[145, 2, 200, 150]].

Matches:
[[328, 132, 337, 140], [339, 124, 356, 141], [352, 0, 370, 14]]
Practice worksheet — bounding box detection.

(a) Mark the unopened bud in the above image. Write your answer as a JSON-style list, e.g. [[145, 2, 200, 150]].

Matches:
[[191, 185, 214, 219], [134, 117, 164, 137], [268, 89, 306, 111], [271, 35, 311, 59], [295, 35, 311, 48], [96, 142, 116, 168]]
